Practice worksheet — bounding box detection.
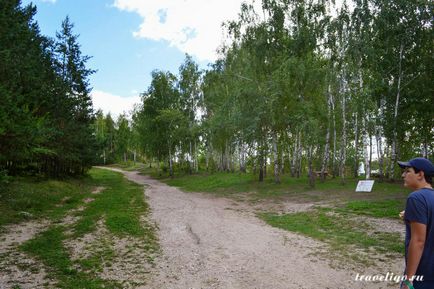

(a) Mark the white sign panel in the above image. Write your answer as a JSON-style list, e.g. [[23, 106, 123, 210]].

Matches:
[[356, 180, 375, 192]]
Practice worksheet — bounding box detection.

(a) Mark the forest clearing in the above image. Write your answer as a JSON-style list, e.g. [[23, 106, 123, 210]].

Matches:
[[1, 0, 432, 288], [1, 166, 409, 288]]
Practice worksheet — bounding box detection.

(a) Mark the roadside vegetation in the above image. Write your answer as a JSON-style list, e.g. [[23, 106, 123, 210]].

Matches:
[[0, 175, 94, 231], [0, 168, 158, 289], [115, 161, 408, 267]]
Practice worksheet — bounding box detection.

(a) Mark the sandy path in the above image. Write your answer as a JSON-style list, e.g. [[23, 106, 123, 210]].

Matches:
[[98, 168, 403, 289]]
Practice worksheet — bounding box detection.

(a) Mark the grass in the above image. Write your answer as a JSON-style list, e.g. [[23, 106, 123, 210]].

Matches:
[[72, 169, 156, 239], [0, 175, 95, 231], [1, 168, 157, 288], [336, 199, 405, 219], [21, 226, 118, 289], [106, 161, 145, 172], [260, 208, 403, 256], [136, 167, 409, 204]]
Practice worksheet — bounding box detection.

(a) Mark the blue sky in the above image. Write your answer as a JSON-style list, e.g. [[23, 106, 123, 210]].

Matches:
[[22, 0, 252, 117]]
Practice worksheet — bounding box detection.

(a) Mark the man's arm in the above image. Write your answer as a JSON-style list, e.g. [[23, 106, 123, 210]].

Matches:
[[406, 221, 426, 280]]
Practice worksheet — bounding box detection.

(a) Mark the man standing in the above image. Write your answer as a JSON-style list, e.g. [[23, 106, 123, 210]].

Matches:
[[398, 158, 434, 289]]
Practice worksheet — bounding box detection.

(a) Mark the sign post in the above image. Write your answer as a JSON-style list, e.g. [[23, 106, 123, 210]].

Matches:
[[356, 180, 375, 192]]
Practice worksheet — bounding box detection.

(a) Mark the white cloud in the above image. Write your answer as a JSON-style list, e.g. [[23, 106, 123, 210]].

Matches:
[[91, 90, 140, 119], [113, 0, 261, 62]]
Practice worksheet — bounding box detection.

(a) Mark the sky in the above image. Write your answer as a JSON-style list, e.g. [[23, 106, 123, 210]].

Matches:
[[21, 0, 257, 118]]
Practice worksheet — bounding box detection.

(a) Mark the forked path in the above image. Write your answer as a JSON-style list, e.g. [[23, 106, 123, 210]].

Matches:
[[102, 168, 401, 289]]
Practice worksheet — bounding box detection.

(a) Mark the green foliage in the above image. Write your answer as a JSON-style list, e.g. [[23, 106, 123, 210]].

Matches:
[[0, 2, 96, 177], [131, 0, 432, 185]]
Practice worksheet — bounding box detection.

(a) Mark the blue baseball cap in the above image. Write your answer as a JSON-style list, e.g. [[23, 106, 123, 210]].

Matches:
[[398, 158, 434, 176]]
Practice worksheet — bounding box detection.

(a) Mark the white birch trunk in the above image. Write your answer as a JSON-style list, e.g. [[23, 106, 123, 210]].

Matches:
[[189, 141, 193, 174], [297, 131, 302, 178], [376, 127, 384, 180], [272, 131, 280, 184], [308, 145, 315, 188], [331, 92, 337, 178], [354, 113, 359, 178], [340, 76, 347, 184], [362, 115, 370, 179], [240, 141, 246, 173], [390, 42, 404, 180], [291, 132, 298, 177], [321, 85, 332, 181]]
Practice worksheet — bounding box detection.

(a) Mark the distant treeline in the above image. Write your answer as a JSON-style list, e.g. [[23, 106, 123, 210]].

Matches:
[[112, 0, 432, 186], [0, 1, 96, 177]]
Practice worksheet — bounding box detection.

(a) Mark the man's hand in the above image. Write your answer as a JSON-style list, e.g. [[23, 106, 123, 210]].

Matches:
[[399, 210, 405, 221]]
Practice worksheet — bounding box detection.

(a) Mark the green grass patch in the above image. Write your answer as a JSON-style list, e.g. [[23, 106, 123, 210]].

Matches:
[[21, 226, 118, 289], [107, 161, 145, 172], [72, 168, 156, 239], [156, 170, 408, 204], [0, 176, 94, 231], [7, 168, 158, 288], [336, 199, 405, 219], [260, 208, 403, 259]]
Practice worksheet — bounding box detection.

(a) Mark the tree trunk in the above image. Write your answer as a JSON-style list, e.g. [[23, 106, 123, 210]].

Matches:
[[194, 140, 198, 173], [290, 132, 297, 177], [259, 147, 264, 182], [390, 42, 404, 181], [297, 132, 302, 178], [321, 87, 332, 182], [308, 145, 315, 188], [240, 141, 246, 173], [362, 115, 370, 179], [331, 92, 337, 178], [376, 127, 384, 182], [423, 139, 428, 159], [189, 141, 193, 174], [253, 144, 257, 175], [229, 144, 233, 172], [168, 145, 173, 178], [369, 129, 372, 175], [384, 144, 390, 179], [272, 131, 280, 184], [354, 112, 359, 178], [340, 78, 347, 185], [206, 142, 210, 171]]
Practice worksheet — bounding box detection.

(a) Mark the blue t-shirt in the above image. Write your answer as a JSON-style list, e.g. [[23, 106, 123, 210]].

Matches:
[[405, 188, 434, 280]]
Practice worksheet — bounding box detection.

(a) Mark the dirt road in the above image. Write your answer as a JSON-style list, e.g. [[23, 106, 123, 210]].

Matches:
[[104, 168, 402, 289]]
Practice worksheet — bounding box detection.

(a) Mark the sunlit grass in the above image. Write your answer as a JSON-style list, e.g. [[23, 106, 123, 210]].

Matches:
[[2, 168, 159, 288], [260, 208, 403, 256], [0, 175, 94, 231]]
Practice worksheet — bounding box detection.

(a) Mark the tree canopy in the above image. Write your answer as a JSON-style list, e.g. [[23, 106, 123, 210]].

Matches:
[[0, 0, 96, 176]]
